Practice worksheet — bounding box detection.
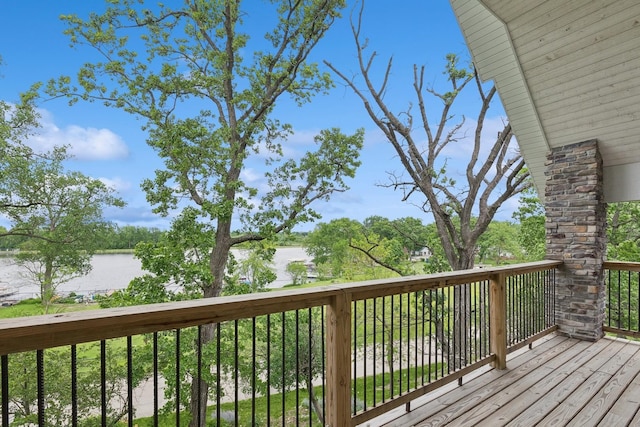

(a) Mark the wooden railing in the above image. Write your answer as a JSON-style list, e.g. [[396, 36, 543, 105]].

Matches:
[[0, 260, 561, 426]]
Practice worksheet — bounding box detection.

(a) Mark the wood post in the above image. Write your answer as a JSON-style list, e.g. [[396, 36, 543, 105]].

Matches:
[[325, 291, 352, 427], [490, 273, 507, 369]]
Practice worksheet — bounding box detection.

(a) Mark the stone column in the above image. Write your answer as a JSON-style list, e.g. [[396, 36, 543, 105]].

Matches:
[[545, 139, 607, 341]]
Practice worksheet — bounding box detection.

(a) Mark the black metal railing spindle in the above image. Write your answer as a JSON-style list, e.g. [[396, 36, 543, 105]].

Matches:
[[390, 294, 395, 397], [281, 312, 286, 427], [637, 272, 640, 331], [295, 310, 300, 427], [321, 307, 326, 424], [352, 300, 357, 414], [175, 329, 180, 427], [127, 336, 133, 427], [372, 297, 377, 407], [307, 308, 313, 427], [235, 320, 239, 426], [37, 349, 44, 427], [363, 298, 367, 411], [381, 296, 386, 402], [216, 323, 222, 426], [197, 325, 202, 427], [252, 317, 257, 427], [153, 332, 159, 427], [414, 292, 419, 389], [71, 345, 77, 427], [266, 315, 271, 427], [101, 340, 107, 427], [1, 355, 8, 427]]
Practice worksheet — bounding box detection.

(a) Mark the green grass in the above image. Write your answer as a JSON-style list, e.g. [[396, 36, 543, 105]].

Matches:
[[132, 362, 444, 427], [133, 384, 322, 427], [352, 362, 446, 406], [0, 298, 99, 318], [95, 249, 135, 254]]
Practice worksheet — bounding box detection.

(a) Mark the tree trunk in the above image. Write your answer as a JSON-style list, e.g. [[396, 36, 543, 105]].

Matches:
[[307, 377, 324, 424], [385, 327, 395, 391], [188, 231, 231, 427], [188, 323, 216, 427], [451, 250, 474, 370], [42, 258, 54, 314]]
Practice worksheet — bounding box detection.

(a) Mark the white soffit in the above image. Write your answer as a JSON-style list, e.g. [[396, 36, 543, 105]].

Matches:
[[450, 0, 640, 203], [604, 162, 640, 203]]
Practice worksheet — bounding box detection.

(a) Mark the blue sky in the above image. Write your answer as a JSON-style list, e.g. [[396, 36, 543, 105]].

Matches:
[[0, 1, 516, 232]]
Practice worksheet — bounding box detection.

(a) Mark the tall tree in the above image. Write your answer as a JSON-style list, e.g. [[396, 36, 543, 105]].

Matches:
[[0, 75, 42, 220], [306, 217, 414, 278], [2, 62, 125, 311], [363, 216, 431, 259], [608, 202, 640, 261], [3, 145, 123, 311], [325, 1, 529, 370], [476, 221, 521, 265], [325, 2, 529, 271], [51, 1, 361, 424], [512, 186, 546, 261]]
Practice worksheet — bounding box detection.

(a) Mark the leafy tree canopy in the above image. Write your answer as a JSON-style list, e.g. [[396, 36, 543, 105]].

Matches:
[[50, 2, 360, 423]]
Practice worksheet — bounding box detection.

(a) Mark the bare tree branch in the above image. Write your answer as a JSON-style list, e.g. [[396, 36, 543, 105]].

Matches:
[[326, 0, 531, 270]]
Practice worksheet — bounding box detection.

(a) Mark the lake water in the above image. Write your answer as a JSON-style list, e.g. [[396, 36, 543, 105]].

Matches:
[[0, 247, 311, 302]]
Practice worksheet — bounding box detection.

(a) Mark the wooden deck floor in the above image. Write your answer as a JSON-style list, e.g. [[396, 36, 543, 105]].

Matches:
[[371, 334, 640, 427]]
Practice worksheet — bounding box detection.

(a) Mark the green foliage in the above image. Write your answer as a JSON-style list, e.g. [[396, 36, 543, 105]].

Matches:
[[1, 73, 124, 308], [306, 216, 434, 278], [99, 225, 165, 250], [512, 187, 546, 261], [55, 2, 358, 423], [306, 218, 360, 278], [421, 223, 451, 273], [512, 193, 640, 262], [608, 202, 640, 262], [224, 242, 276, 294], [476, 221, 522, 265], [2, 342, 145, 426], [286, 261, 308, 286], [606, 269, 640, 332], [52, 0, 362, 299], [1, 120, 123, 310], [363, 216, 431, 256]]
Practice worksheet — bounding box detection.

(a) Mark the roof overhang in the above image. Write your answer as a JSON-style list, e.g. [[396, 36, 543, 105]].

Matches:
[[450, 0, 640, 202]]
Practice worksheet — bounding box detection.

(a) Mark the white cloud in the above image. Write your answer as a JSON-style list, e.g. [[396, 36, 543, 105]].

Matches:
[[27, 109, 129, 160], [240, 167, 263, 185], [99, 177, 132, 193]]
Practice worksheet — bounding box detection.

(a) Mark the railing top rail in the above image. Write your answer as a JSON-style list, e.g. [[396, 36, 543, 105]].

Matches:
[[0, 259, 562, 355], [0, 285, 339, 355], [604, 260, 640, 272], [333, 260, 561, 301]]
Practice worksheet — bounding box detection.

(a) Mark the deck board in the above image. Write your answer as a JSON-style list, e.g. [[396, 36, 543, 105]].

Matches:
[[371, 334, 640, 427], [500, 338, 619, 426], [566, 344, 640, 426], [539, 341, 636, 426], [391, 336, 573, 427]]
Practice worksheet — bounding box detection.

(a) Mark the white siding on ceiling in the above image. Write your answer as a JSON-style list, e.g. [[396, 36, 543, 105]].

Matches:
[[451, 0, 549, 198], [482, 0, 539, 22], [452, 0, 640, 202], [515, 1, 633, 66]]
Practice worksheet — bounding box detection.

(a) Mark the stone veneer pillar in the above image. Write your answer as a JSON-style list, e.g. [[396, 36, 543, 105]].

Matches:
[[545, 139, 607, 341]]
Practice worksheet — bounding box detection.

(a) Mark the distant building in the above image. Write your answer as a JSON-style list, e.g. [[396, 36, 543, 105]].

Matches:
[[412, 247, 432, 261]]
